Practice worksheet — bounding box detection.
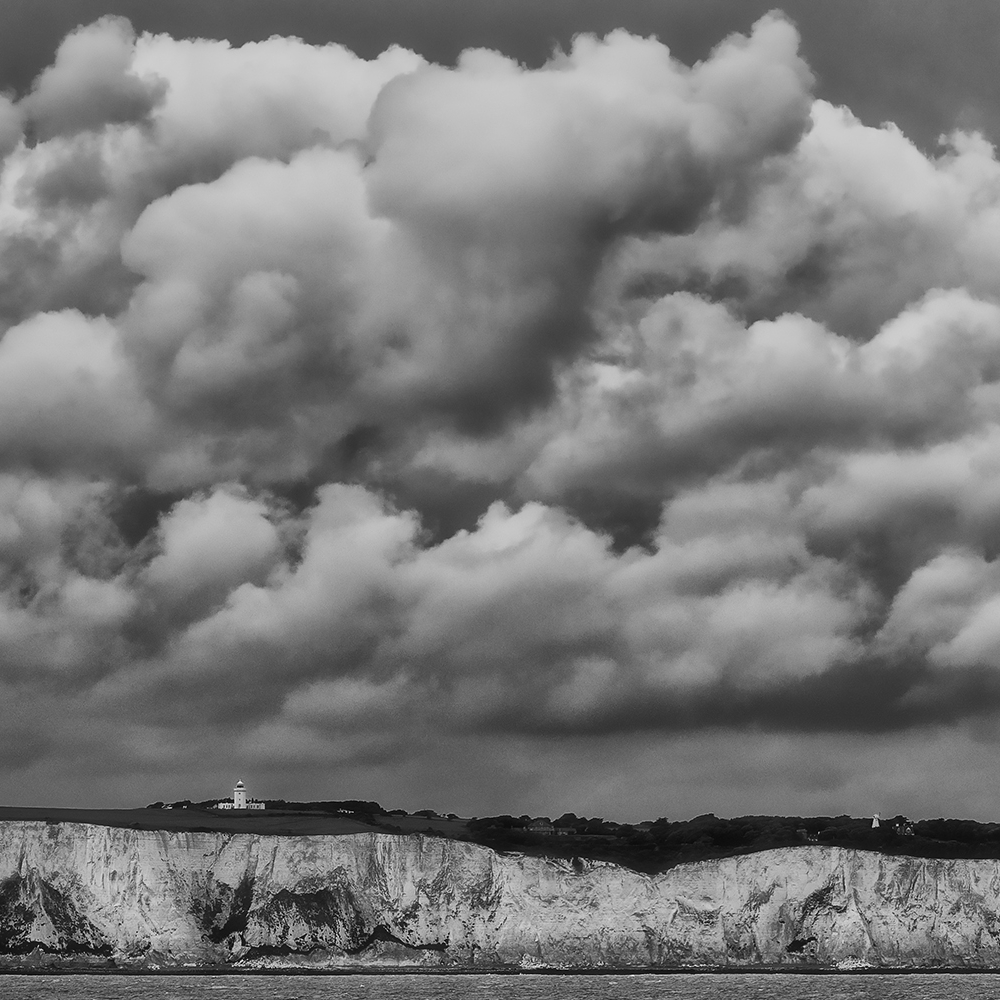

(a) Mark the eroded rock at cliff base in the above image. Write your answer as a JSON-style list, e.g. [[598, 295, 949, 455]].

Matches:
[[0, 823, 998, 969]]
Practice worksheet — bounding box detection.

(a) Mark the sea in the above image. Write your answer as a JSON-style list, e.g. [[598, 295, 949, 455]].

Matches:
[[0, 974, 996, 1000]]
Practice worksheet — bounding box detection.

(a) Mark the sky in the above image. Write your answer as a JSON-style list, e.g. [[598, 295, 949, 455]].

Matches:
[[5, 2, 1000, 822]]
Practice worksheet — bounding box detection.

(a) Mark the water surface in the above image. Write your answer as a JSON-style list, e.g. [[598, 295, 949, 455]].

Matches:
[[2, 973, 997, 1000]]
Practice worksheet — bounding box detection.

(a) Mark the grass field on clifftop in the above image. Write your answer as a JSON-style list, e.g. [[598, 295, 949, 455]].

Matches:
[[0, 806, 375, 836]]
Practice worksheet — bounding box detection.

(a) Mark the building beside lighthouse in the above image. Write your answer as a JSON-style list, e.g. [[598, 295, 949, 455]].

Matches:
[[214, 779, 265, 810]]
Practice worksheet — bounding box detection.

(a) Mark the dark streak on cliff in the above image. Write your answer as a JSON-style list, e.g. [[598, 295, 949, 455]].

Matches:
[[0, 872, 111, 956], [209, 874, 256, 944], [345, 924, 448, 955]]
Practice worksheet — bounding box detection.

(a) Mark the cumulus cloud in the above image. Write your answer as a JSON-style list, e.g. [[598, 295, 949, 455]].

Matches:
[[0, 10, 816, 487], [611, 102, 1000, 341], [501, 287, 1000, 515], [142, 488, 284, 621], [0, 310, 153, 475], [21, 17, 165, 141], [7, 10, 1000, 813], [878, 550, 1000, 670], [88, 481, 872, 739], [360, 14, 812, 424]]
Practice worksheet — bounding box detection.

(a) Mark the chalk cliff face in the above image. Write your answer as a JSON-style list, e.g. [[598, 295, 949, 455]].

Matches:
[[1, 821, 1000, 969]]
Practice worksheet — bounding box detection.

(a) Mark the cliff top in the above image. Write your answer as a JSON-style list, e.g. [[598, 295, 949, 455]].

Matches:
[[3, 804, 1000, 876], [0, 805, 377, 837]]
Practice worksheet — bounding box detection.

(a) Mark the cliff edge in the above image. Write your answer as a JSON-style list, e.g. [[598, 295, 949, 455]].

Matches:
[[1, 821, 998, 969]]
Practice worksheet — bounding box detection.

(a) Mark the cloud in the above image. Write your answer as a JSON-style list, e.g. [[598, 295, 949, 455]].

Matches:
[[0, 11, 817, 489], [143, 487, 284, 613], [119, 146, 383, 485], [878, 550, 1000, 670], [131, 31, 423, 175], [7, 10, 1000, 815], [0, 26, 420, 331], [0, 310, 154, 475], [0, 96, 22, 162], [360, 15, 812, 425], [0, 476, 134, 686], [404, 285, 1000, 542], [613, 103, 1000, 341], [21, 17, 166, 141], [88, 482, 872, 739]]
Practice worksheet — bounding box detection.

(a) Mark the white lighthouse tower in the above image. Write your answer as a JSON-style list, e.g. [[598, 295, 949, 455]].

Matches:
[[214, 778, 264, 810]]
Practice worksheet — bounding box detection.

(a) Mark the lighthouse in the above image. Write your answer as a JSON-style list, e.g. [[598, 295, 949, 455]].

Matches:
[[213, 779, 265, 810]]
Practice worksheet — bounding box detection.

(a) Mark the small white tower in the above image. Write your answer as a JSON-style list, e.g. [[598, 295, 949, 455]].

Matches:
[[234, 779, 247, 810], [872, 812, 880, 829]]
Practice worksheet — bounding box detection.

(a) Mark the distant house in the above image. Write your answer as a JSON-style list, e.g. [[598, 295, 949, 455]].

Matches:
[[215, 779, 265, 811], [527, 818, 555, 834]]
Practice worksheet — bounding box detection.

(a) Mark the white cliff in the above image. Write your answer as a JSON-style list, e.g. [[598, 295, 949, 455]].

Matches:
[[0, 821, 999, 968]]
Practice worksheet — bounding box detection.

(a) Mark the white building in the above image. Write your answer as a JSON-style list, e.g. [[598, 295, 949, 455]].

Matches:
[[215, 779, 265, 810]]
